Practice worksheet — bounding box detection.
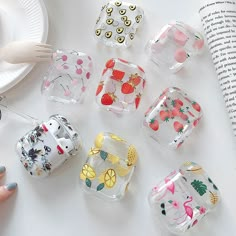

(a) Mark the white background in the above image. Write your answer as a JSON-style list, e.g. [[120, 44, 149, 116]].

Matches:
[[0, 0, 236, 235]]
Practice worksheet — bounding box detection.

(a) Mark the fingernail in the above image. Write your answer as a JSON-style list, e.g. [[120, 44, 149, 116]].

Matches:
[[5, 182, 17, 191], [0, 166, 6, 174]]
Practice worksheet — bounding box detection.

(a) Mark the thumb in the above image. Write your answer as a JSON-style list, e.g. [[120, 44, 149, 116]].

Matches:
[[0, 183, 17, 202]]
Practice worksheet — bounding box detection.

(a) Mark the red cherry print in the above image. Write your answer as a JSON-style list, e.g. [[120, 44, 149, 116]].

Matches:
[[101, 93, 115, 105], [76, 68, 83, 75], [111, 70, 125, 81], [57, 145, 64, 154], [72, 79, 79, 86], [193, 39, 204, 50], [118, 58, 128, 63], [63, 65, 69, 70], [135, 94, 141, 109], [174, 121, 184, 133], [160, 110, 170, 122], [86, 72, 91, 79], [121, 82, 135, 94], [192, 102, 201, 112], [77, 59, 83, 65], [174, 30, 188, 46], [88, 56, 92, 60], [106, 59, 115, 69], [62, 55, 68, 61], [81, 86, 86, 92], [138, 65, 145, 73], [174, 48, 187, 63], [96, 81, 104, 96], [149, 119, 159, 131], [44, 80, 50, 88], [64, 90, 71, 97], [142, 79, 146, 88]]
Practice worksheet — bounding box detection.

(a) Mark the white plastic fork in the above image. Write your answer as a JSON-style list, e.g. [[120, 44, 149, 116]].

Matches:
[[0, 41, 53, 64]]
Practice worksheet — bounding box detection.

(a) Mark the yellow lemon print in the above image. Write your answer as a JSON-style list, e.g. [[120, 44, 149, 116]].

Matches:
[[127, 145, 138, 166], [88, 147, 100, 156], [116, 164, 131, 177], [107, 153, 120, 164], [110, 133, 125, 142], [104, 169, 116, 188], [95, 133, 104, 148], [80, 164, 96, 180]]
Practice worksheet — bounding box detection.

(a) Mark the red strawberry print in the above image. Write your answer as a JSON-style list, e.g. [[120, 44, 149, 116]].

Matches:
[[135, 94, 141, 109], [111, 69, 125, 81], [171, 99, 183, 108], [118, 58, 128, 64], [177, 141, 184, 148], [149, 119, 159, 131], [101, 93, 115, 105], [130, 73, 141, 86], [188, 111, 195, 117], [174, 121, 184, 133], [192, 102, 201, 112], [121, 82, 134, 94], [96, 81, 104, 96], [57, 145, 64, 154], [180, 113, 188, 121], [172, 108, 180, 117], [142, 79, 146, 88], [160, 110, 170, 122], [106, 59, 115, 69], [102, 68, 108, 75], [145, 106, 153, 116], [193, 118, 200, 127], [138, 65, 145, 73]]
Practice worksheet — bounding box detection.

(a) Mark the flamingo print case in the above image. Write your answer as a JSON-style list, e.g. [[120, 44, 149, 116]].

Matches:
[[148, 162, 220, 234]]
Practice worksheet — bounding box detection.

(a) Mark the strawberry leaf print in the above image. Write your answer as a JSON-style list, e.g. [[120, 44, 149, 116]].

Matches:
[[191, 180, 207, 196]]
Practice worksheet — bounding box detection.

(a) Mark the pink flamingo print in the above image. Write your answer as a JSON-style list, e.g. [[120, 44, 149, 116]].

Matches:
[[151, 171, 176, 201], [174, 196, 193, 224]]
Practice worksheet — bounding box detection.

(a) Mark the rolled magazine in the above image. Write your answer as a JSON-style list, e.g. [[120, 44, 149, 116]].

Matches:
[[199, 0, 236, 135]]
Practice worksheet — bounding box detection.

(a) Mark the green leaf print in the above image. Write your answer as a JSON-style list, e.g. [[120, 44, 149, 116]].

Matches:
[[191, 180, 207, 196], [100, 150, 108, 161], [85, 178, 92, 188], [96, 183, 105, 191]]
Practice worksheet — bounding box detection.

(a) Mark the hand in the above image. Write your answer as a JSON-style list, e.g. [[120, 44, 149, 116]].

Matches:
[[0, 166, 17, 202]]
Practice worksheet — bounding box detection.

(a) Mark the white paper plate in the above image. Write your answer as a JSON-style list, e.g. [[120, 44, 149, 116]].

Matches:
[[0, 0, 48, 93]]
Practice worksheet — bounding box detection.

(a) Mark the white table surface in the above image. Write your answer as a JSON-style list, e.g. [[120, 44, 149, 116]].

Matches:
[[0, 0, 236, 235]]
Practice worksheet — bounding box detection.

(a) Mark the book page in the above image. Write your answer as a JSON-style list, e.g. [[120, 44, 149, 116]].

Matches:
[[199, 0, 236, 135]]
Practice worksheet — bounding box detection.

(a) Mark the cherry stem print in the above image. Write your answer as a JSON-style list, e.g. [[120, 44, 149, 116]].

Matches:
[[60, 84, 71, 97], [56, 55, 68, 62]]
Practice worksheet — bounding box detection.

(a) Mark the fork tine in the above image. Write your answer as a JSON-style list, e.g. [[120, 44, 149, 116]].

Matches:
[[35, 49, 53, 53], [36, 43, 52, 49]]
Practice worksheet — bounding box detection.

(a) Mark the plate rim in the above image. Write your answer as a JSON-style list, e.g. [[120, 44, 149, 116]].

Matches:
[[0, 0, 49, 94]]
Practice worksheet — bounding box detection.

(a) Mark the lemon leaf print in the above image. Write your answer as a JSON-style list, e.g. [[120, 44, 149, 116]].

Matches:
[[100, 150, 108, 161], [97, 183, 105, 191], [85, 178, 92, 188]]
